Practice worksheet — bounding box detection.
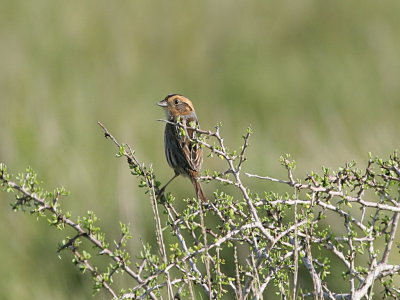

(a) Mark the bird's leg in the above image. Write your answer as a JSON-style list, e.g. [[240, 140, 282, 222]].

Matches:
[[158, 173, 179, 195]]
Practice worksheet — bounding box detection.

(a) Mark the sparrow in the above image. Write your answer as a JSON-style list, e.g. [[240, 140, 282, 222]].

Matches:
[[157, 94, 206, 202]]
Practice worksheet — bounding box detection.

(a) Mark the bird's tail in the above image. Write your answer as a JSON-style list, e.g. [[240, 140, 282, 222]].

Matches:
[[191, 178, 206, 202]]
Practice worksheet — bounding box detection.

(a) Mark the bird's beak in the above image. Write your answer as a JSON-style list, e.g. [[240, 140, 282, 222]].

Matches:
[[157, 100, 168, 107]]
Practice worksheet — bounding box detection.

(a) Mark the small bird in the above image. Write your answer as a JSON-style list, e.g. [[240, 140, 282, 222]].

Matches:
[[157, 94, 206, 202]]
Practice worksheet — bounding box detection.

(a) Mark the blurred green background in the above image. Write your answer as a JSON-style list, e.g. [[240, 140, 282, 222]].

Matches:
[[1, 0, 399, 299]]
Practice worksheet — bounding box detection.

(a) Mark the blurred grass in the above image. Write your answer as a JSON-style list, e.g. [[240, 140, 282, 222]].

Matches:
[[1, 0, 400, 298]]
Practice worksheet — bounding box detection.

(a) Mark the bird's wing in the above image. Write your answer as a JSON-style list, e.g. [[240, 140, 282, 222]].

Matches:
[[177, 119, 203, 172]]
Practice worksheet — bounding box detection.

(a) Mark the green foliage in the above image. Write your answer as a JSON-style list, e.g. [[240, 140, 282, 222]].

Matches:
[[1, 124, 400, 299]]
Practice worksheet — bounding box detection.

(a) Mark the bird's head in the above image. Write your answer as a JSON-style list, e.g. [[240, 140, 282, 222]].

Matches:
[[157, 94, 196, 121]]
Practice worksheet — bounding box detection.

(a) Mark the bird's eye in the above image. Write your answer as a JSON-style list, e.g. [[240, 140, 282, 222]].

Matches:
[[174, 98, 180, 105]]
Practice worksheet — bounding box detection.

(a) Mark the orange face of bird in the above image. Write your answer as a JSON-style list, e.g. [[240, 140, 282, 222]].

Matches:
[[157, 94, 195, 120]]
